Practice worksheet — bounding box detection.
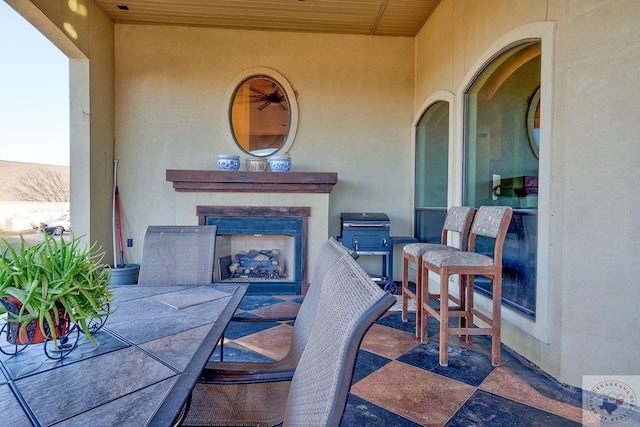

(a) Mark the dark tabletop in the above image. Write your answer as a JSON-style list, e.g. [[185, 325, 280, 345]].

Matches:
[[0, 283, 247, 427]]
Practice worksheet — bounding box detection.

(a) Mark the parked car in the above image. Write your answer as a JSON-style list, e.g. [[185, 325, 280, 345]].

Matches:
[[40, 213, 70, 235]]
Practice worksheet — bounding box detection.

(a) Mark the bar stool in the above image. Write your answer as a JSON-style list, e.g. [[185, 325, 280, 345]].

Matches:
[[420, 206, 512, 366], [401, 207, 475, 337]]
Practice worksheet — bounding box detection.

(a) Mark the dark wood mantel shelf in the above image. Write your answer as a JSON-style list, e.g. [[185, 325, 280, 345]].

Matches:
[[166, 170, 338, 193]]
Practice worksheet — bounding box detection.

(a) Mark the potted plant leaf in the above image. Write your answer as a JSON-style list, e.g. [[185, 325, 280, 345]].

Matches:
[[0, 233, 114, 353]]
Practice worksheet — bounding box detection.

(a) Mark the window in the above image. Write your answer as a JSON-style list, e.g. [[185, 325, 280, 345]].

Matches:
[[415, 101, 449, 242], [464, 41, 540, 318]]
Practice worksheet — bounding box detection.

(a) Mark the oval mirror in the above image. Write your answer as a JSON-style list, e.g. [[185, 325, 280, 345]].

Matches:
[[229, 75, 292, 157]]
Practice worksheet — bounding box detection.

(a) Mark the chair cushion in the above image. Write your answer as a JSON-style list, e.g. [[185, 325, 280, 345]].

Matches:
[[444, 206, 475, 232], [423, 250, 494, 268], [471, 206, 511, 238], [403, 242, 459, 258]]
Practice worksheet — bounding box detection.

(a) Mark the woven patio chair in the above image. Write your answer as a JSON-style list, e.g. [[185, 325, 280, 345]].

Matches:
[[182, 240, 395, 426], [213, 237, 351, 374], [137, 225, 217, 285]]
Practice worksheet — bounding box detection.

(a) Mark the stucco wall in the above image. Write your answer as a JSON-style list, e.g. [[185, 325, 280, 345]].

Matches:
[[414, 0, 640, 387], [113, 25, 414, 277]]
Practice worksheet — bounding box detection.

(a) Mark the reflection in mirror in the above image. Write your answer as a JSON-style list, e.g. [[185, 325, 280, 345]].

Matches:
[[527, 87, 541, 159], [230, 75, 291, 156]]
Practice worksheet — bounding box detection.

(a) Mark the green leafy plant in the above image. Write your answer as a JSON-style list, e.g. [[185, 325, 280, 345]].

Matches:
[[0, 233, 113, 345]]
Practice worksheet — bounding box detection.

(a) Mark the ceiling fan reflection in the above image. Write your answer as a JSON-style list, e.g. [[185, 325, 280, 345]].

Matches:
[[250, 86, 288, 111]]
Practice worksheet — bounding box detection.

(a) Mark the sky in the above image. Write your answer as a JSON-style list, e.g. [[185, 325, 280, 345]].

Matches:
[[0, 1, 69, 166]]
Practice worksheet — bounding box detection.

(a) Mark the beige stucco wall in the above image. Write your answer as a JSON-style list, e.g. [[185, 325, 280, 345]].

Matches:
[[415, 0, 640, 387], [8, 0, 115, 254], [113, 25, 414, 277]]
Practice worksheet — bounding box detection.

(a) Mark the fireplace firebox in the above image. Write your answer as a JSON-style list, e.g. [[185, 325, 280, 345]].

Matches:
[[197, 206, 309, 294]]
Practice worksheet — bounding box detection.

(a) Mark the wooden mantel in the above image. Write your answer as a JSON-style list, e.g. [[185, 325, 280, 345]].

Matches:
[[166, 170, 338, 193]]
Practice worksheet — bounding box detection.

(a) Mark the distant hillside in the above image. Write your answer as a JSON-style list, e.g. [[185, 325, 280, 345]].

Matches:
[[0, 160, 69, 202]]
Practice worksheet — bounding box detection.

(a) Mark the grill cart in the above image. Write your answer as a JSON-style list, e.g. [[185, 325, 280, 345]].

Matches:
[[338, 212, 417, 294]]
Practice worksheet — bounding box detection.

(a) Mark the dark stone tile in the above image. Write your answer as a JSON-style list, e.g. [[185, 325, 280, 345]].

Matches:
[[180, 296, 233, 321], [431, 346, 494, 387], [397, 342, 494, 387], [58, 377, 176, 426], [106, 297, 211, 344], [340, 394, 421, 427], [139, 324, 212, 371], [150, 286, 233, 309], [230, 312, 261, 319], [396, 342, 441, 372], [109, 285, 146, 302], [376, 310, 441, 337], [15, 346, 177, 426], [377, 311, 416, 334], [0, 384, 32, 426], [237, 295, 286, 311], [352, 350, 391, 384], [445, 389, 582, 427], [211, 341, 276, 363], [222, 318, 283, 340], [0, 330, 127, 379]]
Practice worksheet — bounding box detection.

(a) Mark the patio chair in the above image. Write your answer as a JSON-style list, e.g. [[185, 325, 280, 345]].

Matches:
[[402, 206, 475, 337], [137, 225, 217, 285], [420, 206, 512, 366], [214, 237, 351, 372], [182, 240, 395, 426]]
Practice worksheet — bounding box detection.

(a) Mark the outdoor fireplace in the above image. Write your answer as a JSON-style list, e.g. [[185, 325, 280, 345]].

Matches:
[[197, 206, 309, 294], [167, 169, 337, 295]]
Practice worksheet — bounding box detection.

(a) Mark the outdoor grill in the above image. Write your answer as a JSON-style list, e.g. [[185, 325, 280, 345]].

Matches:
[[339, 212, 390, 253], [339, 212, 417, 295]]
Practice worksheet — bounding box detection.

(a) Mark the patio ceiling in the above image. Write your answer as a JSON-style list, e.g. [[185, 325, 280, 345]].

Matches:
[[93, 0, 440, 37]]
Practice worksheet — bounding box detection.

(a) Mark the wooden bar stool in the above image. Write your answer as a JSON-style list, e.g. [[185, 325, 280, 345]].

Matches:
[[401, 207, 475, 337], [420, 206, 512, 366]]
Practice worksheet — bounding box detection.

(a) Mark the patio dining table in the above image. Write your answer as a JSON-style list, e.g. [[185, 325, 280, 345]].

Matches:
[[0, 283, 247, 426]]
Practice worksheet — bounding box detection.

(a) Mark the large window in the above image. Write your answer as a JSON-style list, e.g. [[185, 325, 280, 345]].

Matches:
[[415, 101, 449, 242], [464, 41, 540, 318]]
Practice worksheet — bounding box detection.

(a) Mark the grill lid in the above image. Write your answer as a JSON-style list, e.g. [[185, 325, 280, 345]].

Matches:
[[340, 212, 389, 227]]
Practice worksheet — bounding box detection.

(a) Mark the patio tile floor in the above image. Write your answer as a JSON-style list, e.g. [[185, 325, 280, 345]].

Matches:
[[211, 294, 587, 426]]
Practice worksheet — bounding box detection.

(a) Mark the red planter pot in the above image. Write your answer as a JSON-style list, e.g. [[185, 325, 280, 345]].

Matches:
[[1, 297, 69, 345]]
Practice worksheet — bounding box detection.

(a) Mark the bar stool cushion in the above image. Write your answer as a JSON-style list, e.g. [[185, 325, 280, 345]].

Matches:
[[403, 242, 458, 258], [423, 250, 494, 267]]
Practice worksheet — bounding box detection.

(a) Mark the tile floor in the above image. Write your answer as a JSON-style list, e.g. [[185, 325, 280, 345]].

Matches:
[[211, 293, 588, 426]]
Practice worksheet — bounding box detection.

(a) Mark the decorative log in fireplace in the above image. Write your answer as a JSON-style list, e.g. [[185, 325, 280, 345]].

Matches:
[[228, 249, 285, 280]]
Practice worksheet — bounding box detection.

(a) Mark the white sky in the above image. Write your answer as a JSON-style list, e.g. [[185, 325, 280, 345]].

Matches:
[[0, 1, 69, 166]]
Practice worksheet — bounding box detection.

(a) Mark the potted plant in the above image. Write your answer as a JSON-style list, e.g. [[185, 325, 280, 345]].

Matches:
[[0, 233, 113, 350]]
